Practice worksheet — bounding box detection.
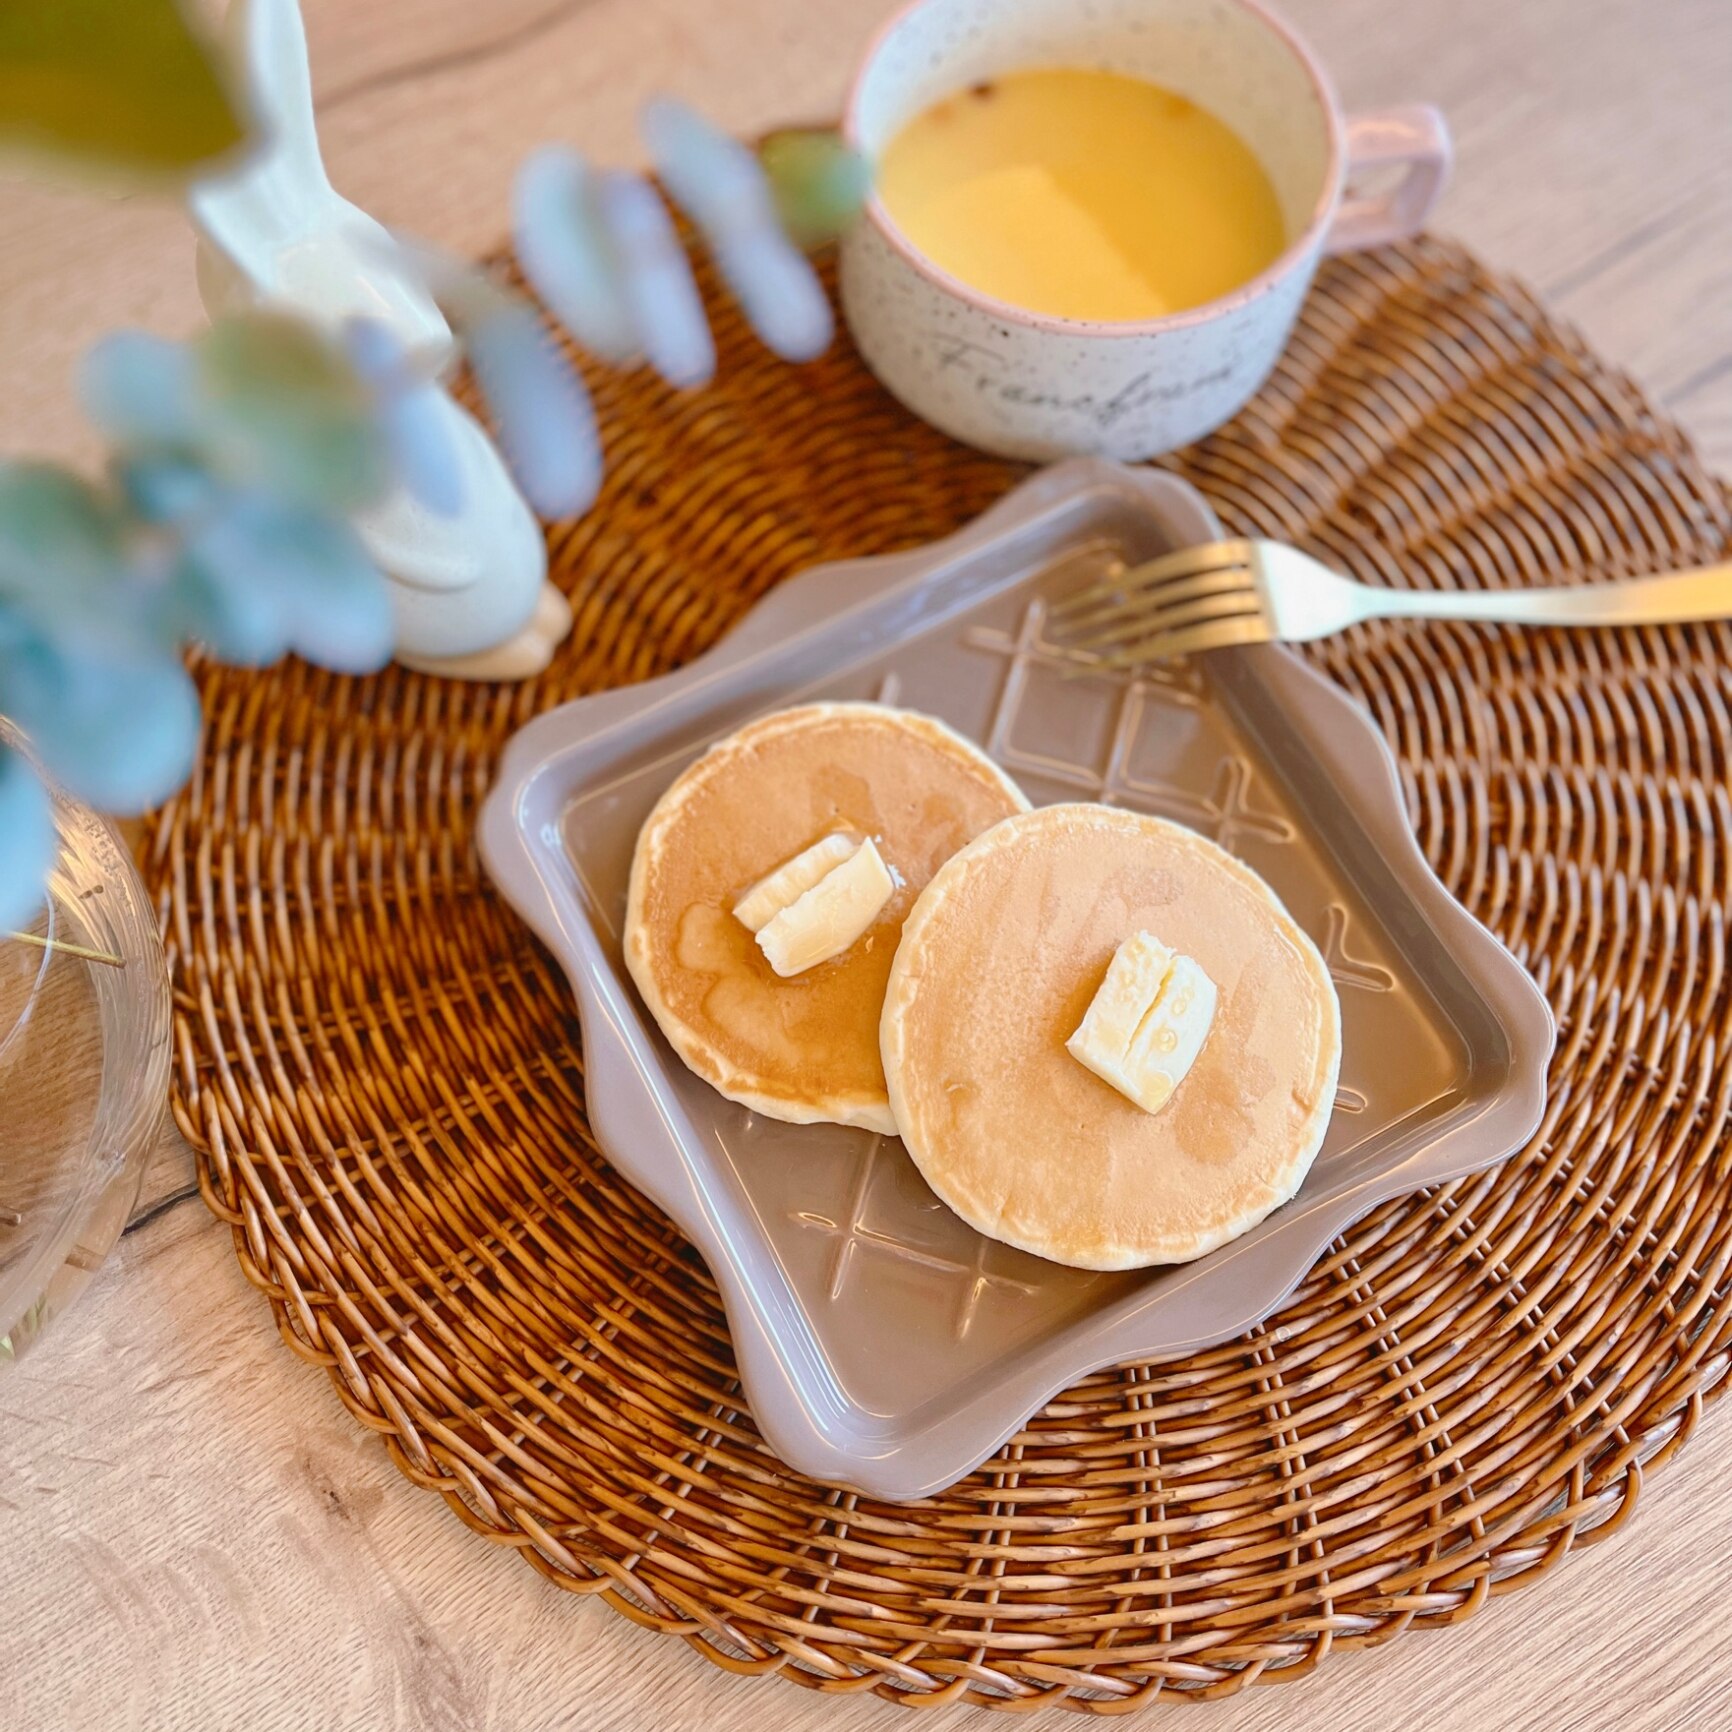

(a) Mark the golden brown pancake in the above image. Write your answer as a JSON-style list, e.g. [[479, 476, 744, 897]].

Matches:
[[625, 703, 1029, 1130], [881, 804, 1341, 1268]]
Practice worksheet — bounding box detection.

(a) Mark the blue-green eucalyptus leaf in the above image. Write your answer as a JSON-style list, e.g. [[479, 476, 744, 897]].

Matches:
[[593, 168, 715, 389], [457, 295, 602, 520], [368, 240, 601, 518], [642, 101, 833, 363], [111, 449, 222, 527], [3, 637, 200, 814], [79, 331, 199, 449], [182, 491, 393, 674], [169, 525, 287, 667], [514, 146, 639, 364], [342, 319, 463, 517], [0, 462, 127, 596], [0, 462, 151, 660]]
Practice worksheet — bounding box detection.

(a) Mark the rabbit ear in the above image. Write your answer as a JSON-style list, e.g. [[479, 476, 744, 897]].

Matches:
[[186, 0, 453, 357], [224, 0, 331, 197], [187, 0, 336, 264]]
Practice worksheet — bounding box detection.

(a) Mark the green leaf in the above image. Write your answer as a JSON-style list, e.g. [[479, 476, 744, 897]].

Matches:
[[0, 461, 169, 664], [0, 0, 247, 182], [758, 129, 871, 250], [3, 637, 201, 814], [193, 311, 392, 515], [0, 462, 130, 616]]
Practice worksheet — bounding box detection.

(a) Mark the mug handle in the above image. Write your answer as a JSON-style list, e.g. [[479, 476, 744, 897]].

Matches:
[[1323, 104, 1453, 255]]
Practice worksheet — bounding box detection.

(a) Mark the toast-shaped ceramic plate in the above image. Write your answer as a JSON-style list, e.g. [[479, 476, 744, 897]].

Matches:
[[480, 460, 1553, 1501]]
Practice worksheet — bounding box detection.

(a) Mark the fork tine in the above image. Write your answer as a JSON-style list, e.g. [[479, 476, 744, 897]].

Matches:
[[1037, 538, 1126, 598], [1059, 564, 1259, 637], [1066, 588, 1265, 654], [1083, 611, 1274, 668], [1051, 539, 1255, 617]]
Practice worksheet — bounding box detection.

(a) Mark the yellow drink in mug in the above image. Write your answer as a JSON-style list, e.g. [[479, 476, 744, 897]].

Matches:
[[876, 68, 1288, 323], [840, 0, 1452, 460]]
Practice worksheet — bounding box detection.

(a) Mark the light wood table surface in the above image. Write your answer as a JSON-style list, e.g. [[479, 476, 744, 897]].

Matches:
[[4, 2, 1732, 1727]]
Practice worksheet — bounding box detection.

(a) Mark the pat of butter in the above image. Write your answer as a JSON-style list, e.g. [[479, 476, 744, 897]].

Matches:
[[734, 833, 895, 977], [734, 832, 858, 933], [1067, 931, 1217, 1114]]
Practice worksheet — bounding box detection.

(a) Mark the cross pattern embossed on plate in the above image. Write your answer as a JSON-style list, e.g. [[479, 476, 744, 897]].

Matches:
[[1157, 755, 1297, 853], [964, 598, 1203, 782], [793, 1135, 1042, 1340], [1321, 903, 1398, 993], [962, 600, 1292, 853]]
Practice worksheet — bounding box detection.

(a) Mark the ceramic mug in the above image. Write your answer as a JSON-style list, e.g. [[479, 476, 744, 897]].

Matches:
[[839, 0, 1451, 460]]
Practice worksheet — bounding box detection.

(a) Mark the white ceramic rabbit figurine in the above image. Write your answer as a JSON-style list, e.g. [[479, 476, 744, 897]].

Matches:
[[186, 0, 573, 680]]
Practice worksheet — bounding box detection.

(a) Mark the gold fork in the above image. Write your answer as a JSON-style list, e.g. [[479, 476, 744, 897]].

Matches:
[[1051, 539, 1732, 664]]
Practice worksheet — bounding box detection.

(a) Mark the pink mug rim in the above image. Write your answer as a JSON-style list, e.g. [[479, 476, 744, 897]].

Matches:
[[840, 0, 1348, 339]]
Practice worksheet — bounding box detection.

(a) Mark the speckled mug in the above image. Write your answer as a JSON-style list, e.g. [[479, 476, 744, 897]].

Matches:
[[840, 0, 1451, 460]]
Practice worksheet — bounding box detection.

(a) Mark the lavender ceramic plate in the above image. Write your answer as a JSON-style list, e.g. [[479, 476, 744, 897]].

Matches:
[[479, 460, 1553, 1501]]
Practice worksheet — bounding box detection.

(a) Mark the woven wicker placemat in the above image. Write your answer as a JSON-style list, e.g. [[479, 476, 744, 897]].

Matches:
[[152, 234, 1732, 1712]]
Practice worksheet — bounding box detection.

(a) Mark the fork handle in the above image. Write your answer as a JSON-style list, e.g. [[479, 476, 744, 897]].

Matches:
[[1370, 563, 1732, 628]]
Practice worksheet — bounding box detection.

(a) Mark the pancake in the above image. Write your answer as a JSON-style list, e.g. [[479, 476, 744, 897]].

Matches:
[[625, 703, 1029, 1131], [880, 804, 1341, 1269]]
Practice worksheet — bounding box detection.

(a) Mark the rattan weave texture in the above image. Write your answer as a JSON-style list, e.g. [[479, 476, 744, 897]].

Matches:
[[152, 235, 1732, 1711]]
